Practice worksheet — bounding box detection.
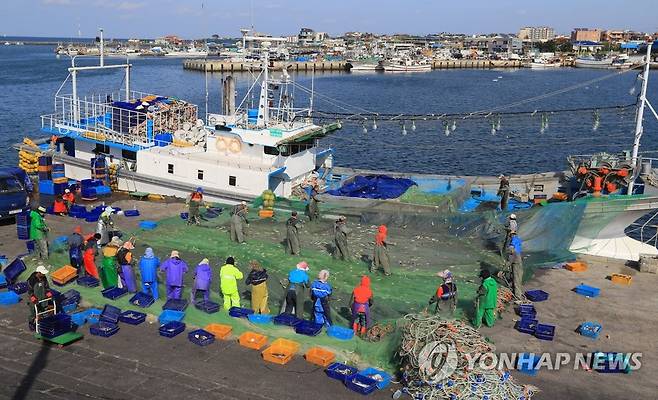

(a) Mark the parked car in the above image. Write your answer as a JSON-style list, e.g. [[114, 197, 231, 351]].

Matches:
[[0, 168, 29, 221]]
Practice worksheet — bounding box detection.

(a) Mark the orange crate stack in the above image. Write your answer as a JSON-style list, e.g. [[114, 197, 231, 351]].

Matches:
[[51, 265, 78, 285], [259, 209, 274, 218], [565, 261, 588, 272], [262, 338, 301, 365], [305, 347, 336, 367], [238, 331, 268, 350], [205, 323, 232, 340], [610, 273, 632, 285]]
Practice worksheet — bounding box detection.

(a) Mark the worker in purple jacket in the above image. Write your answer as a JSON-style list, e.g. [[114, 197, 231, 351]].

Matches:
[[159, 250, 189, 300], [191, 258, 212, 303]]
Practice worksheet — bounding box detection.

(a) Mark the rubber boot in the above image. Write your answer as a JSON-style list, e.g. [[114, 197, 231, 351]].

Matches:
[[353, 322, 359, 334], [360, 326, 367, 336]]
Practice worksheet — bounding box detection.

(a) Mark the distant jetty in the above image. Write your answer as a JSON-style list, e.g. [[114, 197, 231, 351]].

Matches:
[[183, 59, 526, 72]]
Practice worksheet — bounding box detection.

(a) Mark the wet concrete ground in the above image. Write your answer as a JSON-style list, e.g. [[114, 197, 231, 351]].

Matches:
[[1, 200, 657, 399]]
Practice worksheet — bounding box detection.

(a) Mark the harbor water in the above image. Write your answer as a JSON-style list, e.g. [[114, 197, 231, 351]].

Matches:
[[1, 44, 656, 176]]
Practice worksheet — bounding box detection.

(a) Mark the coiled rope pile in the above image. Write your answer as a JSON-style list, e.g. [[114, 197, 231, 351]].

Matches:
[[398, 314, 538, 399]]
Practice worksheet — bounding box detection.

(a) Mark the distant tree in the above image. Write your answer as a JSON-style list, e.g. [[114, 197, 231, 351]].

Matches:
[[557, 42, 573, 53], [536, 40, 557, 53]]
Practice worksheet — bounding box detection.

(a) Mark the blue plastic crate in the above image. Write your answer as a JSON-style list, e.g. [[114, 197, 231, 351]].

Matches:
[[101, 286, 128, 300], [180, 212, 189, 220], [247, 313, 273, 324], [68, 205, 87, 218], [517, 353, 540, 376], [159, 321, 186, 338], [327, 325, 355, 341], [162, 298, 188, 311], [119, 310, 146, 325], [76, 276, 100, 288], [62, 303, 77, 313], [25, 240, 35, 253], [123, 209, 140, 217], [535, 323, 555, 341], [17, 225, 29, 240], [515, 318, 538, 335], [70, 311, 87, 326], [159, 309, 185, 324], [100, 304, 122, 324], [518, 304, 536, 317], [188, 329, 215, 346], [0, 273, 6, 289], [0, 291, 21, 306], [574, 284, 600, 298], [128, 292, 155, 308], [229, 307, 254, 318], [194, 300, 220, 314], [61, 289, 81, 304], [85, 308, 102, 325], [579, 322, 602, 339], [39, 180, 55, 195], [90, 321, 119, 337], [326, 362, 359, 382], [38, 313, 72, 332], [3, 258, 26, 283], [345, 373, 379, 395], [525, 289, 549, 302], [272, 313, 302, 327], [8, 281, 29, 295], [358, 368, 391, 390], [139, 221, 157, 230], [295, 320, 323, 336]]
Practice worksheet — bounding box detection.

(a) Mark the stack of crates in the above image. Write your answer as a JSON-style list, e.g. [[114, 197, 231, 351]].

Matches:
[[51, 164, 67, 195], [16, 211, 30, 240], [37, 156, 52, 181], [91, 157, 107, 181], [80, 179, 100, 200]]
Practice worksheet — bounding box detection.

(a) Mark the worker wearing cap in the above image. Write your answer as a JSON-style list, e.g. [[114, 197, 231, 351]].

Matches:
[[116, 241, 138, 293], [307, 184, 322, 222], [68, 226, 85, 276], [230, 201, 249, 244], [372, 225, 392, 275], [27, 265, 53, 326], [96, 206, 115, 246], [428, 270, 458, 314], [283, 261, 310, 318], [505, 244, 524, 299], [473, 269, 498, 329], [502, 214, 518, 254], [29, 206, 49, 260], [285, 211, 303, 255], [351, 275, 373, 336], [497, 175, 510, 212], [160, 250, 189, 300], [333, 216, 351, 261], [186, 187, 205, 226], [192, 258, 213, 303], [62, 188, 76, 210], [220, 257, 243, 310]]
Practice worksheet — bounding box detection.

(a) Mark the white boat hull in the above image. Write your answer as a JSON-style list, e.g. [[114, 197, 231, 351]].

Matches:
[[575, 59, 613, 69], [383, 64, 431, 72], [528, 62, 562, 69]]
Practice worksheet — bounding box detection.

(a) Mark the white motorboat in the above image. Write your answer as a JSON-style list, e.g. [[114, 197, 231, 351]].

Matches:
[[527, 58, 562, 69], [575, 56, 614, 69], [383, 57, 432, 72]]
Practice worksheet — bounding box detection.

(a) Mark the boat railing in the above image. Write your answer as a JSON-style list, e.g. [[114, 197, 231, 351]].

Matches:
[[40, 90, 198, 150]]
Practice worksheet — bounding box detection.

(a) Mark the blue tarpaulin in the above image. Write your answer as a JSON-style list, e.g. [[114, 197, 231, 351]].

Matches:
[[327, 175, 416, 199]]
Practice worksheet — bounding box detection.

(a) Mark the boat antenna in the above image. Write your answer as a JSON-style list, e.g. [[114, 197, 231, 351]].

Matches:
[[629, 41, 656, 195], [99, 28, 104, 67], [309, 66, 315, 118], [205, 66, 209, 123]]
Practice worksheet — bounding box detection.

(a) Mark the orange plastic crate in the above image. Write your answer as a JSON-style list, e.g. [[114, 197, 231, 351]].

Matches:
[[305, 347, 336, 367], [238, 331, 268, 350], [51, 265, 78, 285], [259, 209, 274, 218], [611, 273, 632, 285], [271, 338, 300, 353], [205, 323, 232, 340], [565, 261, 588, 272]]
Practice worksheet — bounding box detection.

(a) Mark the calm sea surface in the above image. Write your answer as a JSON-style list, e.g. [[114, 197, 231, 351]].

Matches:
[[1, 44, 656, 176]]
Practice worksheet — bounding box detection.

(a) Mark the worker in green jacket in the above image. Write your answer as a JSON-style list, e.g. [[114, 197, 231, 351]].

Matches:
[[220, 257, 243, 310], [29, 206, 49, 260], [473, 269, 498, 329]]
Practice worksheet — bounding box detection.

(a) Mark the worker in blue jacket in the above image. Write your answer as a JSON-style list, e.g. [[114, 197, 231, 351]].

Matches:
[[139, 247, 160, 300], [283, 261, 309, 319], [310, 270, 333, 326]]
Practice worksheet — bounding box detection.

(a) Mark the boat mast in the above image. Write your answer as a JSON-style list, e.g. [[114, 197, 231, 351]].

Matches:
[[99, 28, 104, 67], [257, 41, 271, 128], [629, 42, 654, 195]]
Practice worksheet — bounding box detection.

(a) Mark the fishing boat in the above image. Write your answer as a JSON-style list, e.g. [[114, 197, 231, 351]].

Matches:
[[383, 57, 432, 72], [526, 58, 562, 69], [165, 47, 209, 58], [575, 55, 614, 69], [349, 61, 383, 72]]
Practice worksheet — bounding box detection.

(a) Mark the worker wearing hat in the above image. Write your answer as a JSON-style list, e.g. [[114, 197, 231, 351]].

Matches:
[[333, 216, 351, 261], [230, 201, 249, 243], [100, 236, 122, 289], [283, 261, 310, 318], [428, 269, 458, 314], [96, 206, 115, 246], [497, 175, 510, 212], [160, 250, 189, 300], [116, 241, 138, 293], [502, 213, 518, 255], [307, 184, 322, 222], [68, 226, 85, 276], [473, 269, 498, 329], [62, 188, 76, 209], [27, 265, 52, 326], [220, 257, 243, 310], [186, 187, 206, 226], [29, 206, 49, 260]]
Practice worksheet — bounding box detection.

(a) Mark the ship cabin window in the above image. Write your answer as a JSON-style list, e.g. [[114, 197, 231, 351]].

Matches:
[[264, 146, 280, 156], [95, 144, 110, 155], [167, 164, 174, 174], [229, 175, 236, 186], [122, 149, 136, 161], [198, 170, 204, 180]]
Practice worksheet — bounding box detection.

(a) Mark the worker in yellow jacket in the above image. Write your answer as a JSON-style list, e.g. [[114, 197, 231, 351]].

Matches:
[[220, 257, 243, 310]]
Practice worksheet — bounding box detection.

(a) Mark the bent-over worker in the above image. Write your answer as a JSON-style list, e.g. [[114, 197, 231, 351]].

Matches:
[[333, 216, 351, 261], [285, 211, 303, 255]]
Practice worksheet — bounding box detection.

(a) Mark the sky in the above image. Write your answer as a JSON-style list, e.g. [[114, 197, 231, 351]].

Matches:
[[1, 0, 657, 39]]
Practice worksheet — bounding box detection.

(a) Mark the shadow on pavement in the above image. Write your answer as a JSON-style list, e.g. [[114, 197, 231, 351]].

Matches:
[[11, 340, 51, 400]]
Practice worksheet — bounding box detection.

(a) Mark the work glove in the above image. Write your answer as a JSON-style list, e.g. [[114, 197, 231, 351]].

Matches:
[[45, 291, 52, 298], [30, 295, 37, 304]]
